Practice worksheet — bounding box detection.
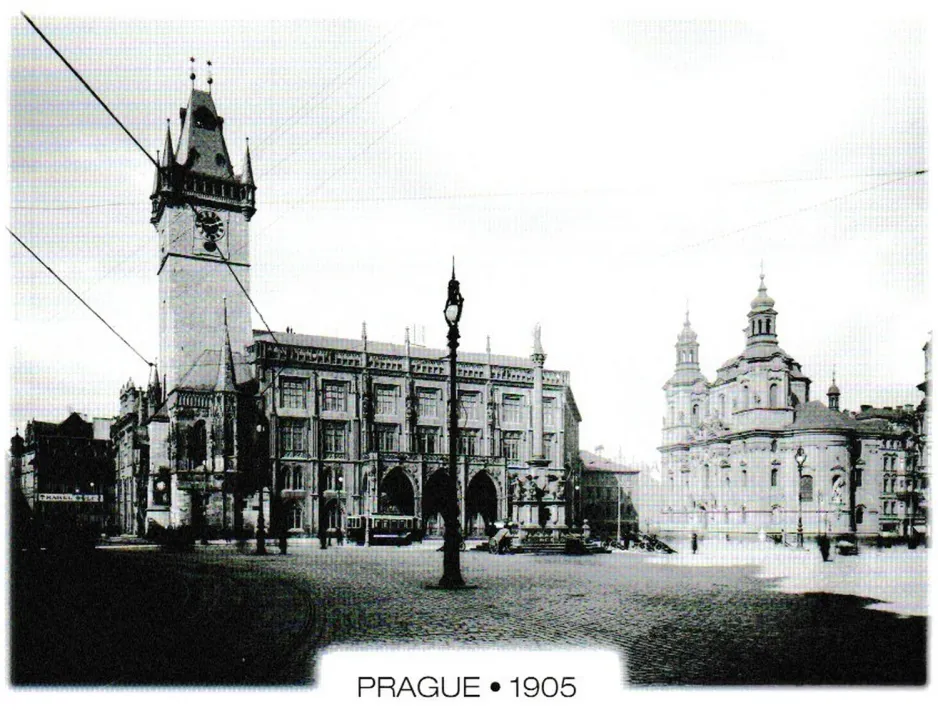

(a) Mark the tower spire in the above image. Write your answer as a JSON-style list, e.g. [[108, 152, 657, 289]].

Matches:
[[189, 57, 196, 87], [206, 60, 213, 92], [161, 118, 174, 166], [746, 267, 778, 348], [215, 298, 238, 392]]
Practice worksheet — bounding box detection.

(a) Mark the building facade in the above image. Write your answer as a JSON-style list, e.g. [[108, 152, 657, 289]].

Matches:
[[576, 450, 639, 539], [253, 327, 581, 540], [116, 79, 581, 541], [11, 413, 113, 544], [656, 274, 928, 541]]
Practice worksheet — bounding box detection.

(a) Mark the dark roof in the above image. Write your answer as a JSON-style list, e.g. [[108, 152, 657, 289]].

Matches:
[[175, 89, 235, 180], [787, 401, 855, 431], [579, 451, 639, 475]]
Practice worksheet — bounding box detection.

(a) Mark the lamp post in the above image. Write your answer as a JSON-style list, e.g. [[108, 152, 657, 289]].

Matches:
[[439, 262, 466, 589], [794, 446, 807, 549], [255, 422, 267, 554]]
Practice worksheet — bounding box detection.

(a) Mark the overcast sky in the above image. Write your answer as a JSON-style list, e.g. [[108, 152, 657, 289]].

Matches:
[[6, 10, 928, 465]]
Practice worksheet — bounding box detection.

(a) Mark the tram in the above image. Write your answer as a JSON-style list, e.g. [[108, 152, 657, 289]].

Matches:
[[347, 514, 424, 546]]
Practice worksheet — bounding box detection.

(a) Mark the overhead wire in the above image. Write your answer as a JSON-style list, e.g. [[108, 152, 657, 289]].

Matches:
[[665, 170, 926, 255], [21, 13, 158, 169], [8, 227, 154, 368]]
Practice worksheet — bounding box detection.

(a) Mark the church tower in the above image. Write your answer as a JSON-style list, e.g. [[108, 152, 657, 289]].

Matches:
[[150, 74, 256, 395], [662, 309, 707, 447]]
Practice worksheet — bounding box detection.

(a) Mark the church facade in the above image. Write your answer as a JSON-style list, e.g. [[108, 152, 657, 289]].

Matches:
[[114, 79, 581, 541], [656, 275, 928, 541]]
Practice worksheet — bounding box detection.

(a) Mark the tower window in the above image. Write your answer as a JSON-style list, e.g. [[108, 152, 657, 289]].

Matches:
[[769, 383, 778, 408], [771, 468, 778, 487]]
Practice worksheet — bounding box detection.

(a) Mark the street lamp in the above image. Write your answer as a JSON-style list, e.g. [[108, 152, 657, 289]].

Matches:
[[255, 422, 267, 554], [794, 446, 807, 548], [439, 261, 465, 589]]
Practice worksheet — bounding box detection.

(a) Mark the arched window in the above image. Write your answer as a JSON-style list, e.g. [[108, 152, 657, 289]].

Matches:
[[725, 476, 731, 488], [742, 469, 748, 487], [692, 404, 699, 423], [768, 383, 778, 408], [771, 468, 778, 487], [766, 317, 772, 333], [883, 474, 889, 492], [855, 505, 865, 525], [288, 503, 303, 530], [719, 395, 726, 419], [292, 466, 303, 490], [742, 386, 750, 409]]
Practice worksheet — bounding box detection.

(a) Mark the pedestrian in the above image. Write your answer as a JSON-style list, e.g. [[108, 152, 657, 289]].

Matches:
[[818, 532, 831, 562], [691, 532, 698, 555]]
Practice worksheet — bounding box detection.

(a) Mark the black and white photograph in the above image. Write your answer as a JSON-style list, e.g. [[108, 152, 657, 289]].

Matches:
[[6, 4, 929, 698]]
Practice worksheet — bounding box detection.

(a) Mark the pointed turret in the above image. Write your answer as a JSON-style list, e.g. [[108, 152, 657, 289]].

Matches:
[[215, 299, 238, 393], [241, 139, 255, 187], [161, 119, 175, 167]]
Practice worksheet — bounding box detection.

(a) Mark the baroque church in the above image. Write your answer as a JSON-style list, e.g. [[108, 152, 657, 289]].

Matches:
[[112, 79, 581, 541], [656, 274, 928, 541]]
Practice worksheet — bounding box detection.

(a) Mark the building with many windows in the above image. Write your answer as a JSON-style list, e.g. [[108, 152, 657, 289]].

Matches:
[[108, 79, 581, 541], [253, 326, 581, 540], [656, 273, 928, 541]]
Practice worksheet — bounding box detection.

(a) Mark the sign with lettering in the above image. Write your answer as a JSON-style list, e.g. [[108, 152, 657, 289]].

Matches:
[[38, 493, 103, 503]]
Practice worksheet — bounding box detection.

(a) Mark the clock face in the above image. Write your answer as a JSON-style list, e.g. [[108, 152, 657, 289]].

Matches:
[[195, 210, 226, 250]]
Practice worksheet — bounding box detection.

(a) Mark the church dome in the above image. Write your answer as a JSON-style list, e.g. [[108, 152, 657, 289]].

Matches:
[[750, 274, 775, 311], [677, 310, 697, 343]]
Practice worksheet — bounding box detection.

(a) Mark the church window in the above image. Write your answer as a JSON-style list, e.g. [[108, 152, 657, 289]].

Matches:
[[855, 469, 863, 488], [692, 404, 699, 423], [758, 319, 763, 334], [742, 469, 748, 487], [752, 321, 757, 336], [855, 505, 865, 525], [769, 383, 778, 408], [280, 377, 307, 409], [771, 468, 778, 487], [704, 464, 711, 487], [322, 381, 347, 412], [725, 476, 731, 488], [742, 386, 750, 409], [193, 106, 216, 130], [799, 474, 814, 502], [719, 395, 726, 419], [883, 474, 889, 492], [279, 418, 307, 456], [766, 317, 772, 333]]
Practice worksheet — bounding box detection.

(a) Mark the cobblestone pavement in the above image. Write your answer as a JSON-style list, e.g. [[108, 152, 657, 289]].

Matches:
[[11, 540, 927, 686]]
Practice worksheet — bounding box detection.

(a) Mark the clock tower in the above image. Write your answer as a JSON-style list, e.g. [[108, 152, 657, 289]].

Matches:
[[150, 85, 256, 395]]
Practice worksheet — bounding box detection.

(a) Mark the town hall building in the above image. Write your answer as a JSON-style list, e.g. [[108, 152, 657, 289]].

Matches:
[[112, 78, 581, 542]]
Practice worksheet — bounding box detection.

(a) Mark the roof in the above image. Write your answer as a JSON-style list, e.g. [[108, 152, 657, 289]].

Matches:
[[254, 330, 561, 371], [579, 450, 640, 475], [786, 401, 855, 431], [175, 89, 235, 180], [176, 348, 252, 391]]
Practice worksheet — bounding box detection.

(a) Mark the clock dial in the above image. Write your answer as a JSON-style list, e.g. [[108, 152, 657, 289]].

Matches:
[[195, 210, 226, 251]]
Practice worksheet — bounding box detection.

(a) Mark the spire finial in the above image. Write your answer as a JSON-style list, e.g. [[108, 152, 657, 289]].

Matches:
[[206, 60, 213, 91], [759, 260, 766, 290], [486, 334, 491, 354], [451, 255, 456, 280], [405, 326, 410, 344], [684, 298, 690, 326], [189, 57, 196, 85], [361, 321, 368, 342], [832, 365, 837, 385]]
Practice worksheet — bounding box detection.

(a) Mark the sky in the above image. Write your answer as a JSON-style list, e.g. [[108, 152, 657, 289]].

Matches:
[[5, 9, 929, 466]]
